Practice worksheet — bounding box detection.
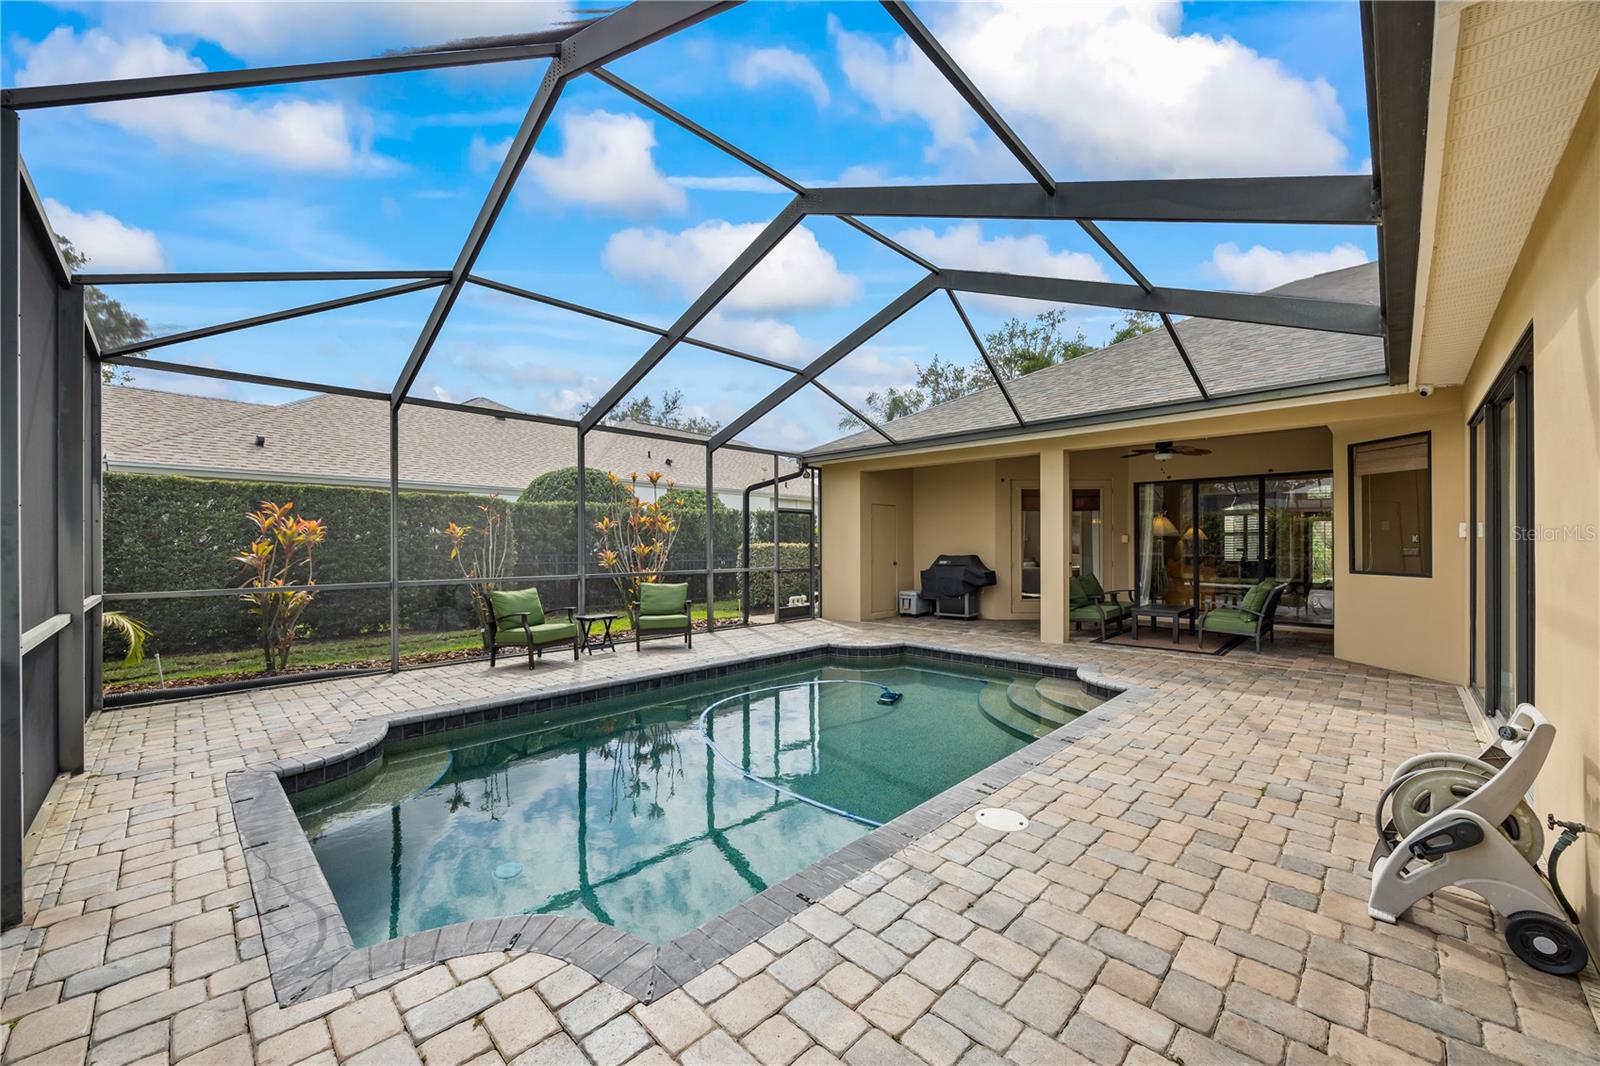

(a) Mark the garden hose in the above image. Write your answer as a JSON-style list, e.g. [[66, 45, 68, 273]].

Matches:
[[1546, 815, 1593, 928]]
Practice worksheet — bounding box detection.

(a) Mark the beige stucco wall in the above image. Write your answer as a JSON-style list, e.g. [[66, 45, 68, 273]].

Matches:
[[821, 400, 1462, 674], [1458, 82, 1600, 946], [1330, 400, 1469, 685]]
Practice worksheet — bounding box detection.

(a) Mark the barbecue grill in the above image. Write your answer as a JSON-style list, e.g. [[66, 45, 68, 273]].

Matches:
[[919, 554, 997, 619]]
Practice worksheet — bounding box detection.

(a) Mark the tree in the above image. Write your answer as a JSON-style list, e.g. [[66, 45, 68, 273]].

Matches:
[[839, 355, 987, 429], [1107, 310, 1159, 347], [56, 237, 152, 383], [585, 388, 720, 434], [984, 307, 1095, 380], [836, 305, 1161, 432], [519, 466, 616, 504]]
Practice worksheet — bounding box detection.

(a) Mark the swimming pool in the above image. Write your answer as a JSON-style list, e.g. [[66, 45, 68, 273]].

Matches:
[[291, 652, 1104, 949]]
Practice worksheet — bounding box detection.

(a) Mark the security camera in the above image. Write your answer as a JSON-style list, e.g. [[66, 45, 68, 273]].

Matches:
[[1417, 384, 1435, 398]]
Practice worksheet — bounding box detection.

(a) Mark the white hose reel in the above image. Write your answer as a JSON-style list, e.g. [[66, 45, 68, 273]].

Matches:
[[1369, 704, 1589, 976]]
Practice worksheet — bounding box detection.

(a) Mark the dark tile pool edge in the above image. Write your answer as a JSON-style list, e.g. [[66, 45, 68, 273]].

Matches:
[[226, 640, 1149, 1005]]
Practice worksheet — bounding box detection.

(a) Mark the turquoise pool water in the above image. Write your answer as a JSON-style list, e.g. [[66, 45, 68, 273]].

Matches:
[[293, 654, 1101, 947]]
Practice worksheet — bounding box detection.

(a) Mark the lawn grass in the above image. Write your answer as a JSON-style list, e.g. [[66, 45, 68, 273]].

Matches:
[[105, 601, 749, 690]]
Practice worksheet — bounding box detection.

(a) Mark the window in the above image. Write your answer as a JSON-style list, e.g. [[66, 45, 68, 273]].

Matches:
[[1350, 433, 1431, 576]]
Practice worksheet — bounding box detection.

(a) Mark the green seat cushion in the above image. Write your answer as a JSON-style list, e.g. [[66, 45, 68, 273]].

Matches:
[[639, 582, 687, 616], [1202, 609, 1258, 635], [637, 613, 690, 632], [494, 620, 576, 646], [489, 587, 544, 627], [1070, 603, 1125, 623], [1239, 581, 1277, 614]]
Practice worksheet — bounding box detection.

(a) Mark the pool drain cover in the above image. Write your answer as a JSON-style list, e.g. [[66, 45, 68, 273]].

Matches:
[[493, 862, 524, 880], [975, 808, 1029, 832]]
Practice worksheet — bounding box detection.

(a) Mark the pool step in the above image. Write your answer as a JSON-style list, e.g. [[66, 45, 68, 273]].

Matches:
[[1004, 681, 1075, 728], [979, 682, 1055, 740], [1035, 677, 1101, 716]]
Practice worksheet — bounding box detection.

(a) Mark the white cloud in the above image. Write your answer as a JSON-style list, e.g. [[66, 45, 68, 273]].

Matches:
[[830, 3, 1349, 178], [1209, 242, 1368, 292], [527, 110, 685, 215], [668, 174, 785, 194], [692, 311, 817, 366], [469, 133, 514, 173], [92, 2, 576, 64], [43, 198, 166, 271], [895, 222, 1107, 313], [15, 28, 381, 172], [603, 220, 860, 315], [730, 46, 831, 108]]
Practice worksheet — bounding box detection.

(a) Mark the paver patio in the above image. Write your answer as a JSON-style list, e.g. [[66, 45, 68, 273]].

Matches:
[[3, 619, 1597, 1065]]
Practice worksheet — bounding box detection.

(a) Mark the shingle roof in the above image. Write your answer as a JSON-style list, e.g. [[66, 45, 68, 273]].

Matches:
[[816, 261, 1384, 453], [102, 388, 796, 496]]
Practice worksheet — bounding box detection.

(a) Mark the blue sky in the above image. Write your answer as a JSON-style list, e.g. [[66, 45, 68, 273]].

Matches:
[[3, 1, 1378, 452]]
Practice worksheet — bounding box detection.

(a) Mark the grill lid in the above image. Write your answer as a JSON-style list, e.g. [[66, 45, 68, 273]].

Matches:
[[920, 555, 997, 598]]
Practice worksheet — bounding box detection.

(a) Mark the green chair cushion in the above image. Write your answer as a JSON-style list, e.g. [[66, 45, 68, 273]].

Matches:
[[1080, 574, 1105, 599], [1239, 580, 1277, 614], [637, 613, 690, 632], [494, 621, 576, 646], [489, 587, 544, 627], [639, 582, 687, 616], [1068, 576, 1090, 609], [1070, 603, 1125, 623], [1202, 609, 1258, 636]]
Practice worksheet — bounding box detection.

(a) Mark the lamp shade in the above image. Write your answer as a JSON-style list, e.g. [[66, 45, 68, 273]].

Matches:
[[1150, 514, 1179, 537]]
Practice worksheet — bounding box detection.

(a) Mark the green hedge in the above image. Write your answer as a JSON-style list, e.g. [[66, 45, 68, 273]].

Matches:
[[740, 542, 815, 610], [103, 472, 810, 659]]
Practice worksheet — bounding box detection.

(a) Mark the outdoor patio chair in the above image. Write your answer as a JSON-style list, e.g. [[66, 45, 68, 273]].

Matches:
[[1079, 573, 1136, 609], [1198, 581, 1286, 652], [1069, 574, 1128, 640], [486, 587, 579, 669], [632, 582, 693, 650]]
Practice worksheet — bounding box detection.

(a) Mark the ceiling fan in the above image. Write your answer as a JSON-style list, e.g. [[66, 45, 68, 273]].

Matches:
[[1120, 440, 1212, 461]]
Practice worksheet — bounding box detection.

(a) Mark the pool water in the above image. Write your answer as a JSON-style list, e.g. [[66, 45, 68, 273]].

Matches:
[[293, 654, 1102, 947]]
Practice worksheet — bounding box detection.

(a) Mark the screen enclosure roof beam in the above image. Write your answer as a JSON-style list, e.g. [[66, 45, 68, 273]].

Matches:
[[879, 0, 1055, 195], [393, 2, 735, 409], [800, 177, 1379, 225], [98, 278, 444, 359], [938, 269, 1383, 336], [79, 270, 451, 285], [579, 197, 806, 432], [710, 276, 939, 449], [1, 41, 565, 109]]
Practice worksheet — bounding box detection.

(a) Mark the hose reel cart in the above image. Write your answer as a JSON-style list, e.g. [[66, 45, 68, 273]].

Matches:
[[1369, 704, 1591, 976]]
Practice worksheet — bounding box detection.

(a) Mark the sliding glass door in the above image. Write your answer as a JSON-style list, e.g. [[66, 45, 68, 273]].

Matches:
[[1471, 333, 1533, 716], [1135, 482, 1195, 609], [1135, 472, 1333, 626]]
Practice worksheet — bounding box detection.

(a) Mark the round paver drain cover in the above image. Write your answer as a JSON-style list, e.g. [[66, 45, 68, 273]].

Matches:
[[975, 808, 1029, 832], [493, 862, 524, 880]]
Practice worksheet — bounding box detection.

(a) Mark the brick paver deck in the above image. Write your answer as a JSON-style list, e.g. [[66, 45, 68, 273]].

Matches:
[[3, 619, 1597, 1065]]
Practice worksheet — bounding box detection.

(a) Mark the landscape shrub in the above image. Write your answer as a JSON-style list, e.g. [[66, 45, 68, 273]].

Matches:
[[103, 471, 811, 661]]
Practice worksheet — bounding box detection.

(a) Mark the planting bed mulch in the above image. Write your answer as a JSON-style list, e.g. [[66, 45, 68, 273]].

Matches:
[[103, 615, 742, 696]]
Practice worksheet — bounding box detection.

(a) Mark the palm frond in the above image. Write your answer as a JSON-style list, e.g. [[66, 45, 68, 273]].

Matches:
[[102, 610, 152, 667]]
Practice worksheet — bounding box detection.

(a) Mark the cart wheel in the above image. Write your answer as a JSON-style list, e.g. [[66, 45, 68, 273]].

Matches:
[[1505, 911, 1589, 976]]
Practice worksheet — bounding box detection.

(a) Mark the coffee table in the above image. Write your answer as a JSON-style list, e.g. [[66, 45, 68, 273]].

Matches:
[[577, 613, 619, 655], [1131, 603, 1197, 644]]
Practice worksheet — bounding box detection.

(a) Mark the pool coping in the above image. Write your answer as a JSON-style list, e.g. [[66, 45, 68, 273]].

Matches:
[[225, 639, 1151, 1006]]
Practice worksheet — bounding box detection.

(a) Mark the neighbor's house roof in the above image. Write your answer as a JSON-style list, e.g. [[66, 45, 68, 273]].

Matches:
[[101, 388, 797, 497], [814, 261, 1385, 455]]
